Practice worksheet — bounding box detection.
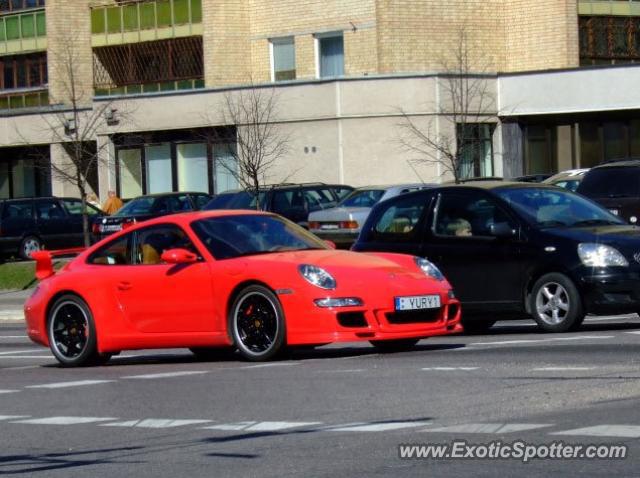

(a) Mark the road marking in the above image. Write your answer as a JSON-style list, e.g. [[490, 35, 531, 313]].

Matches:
[[0, 390, 20, 394], [0, 349, 42, 355], [327, 421, 432, 432], [553, 425, 640, 438], [13, 416, 117, 425], [101, 419, 213, 428], [315, 369, 365, 374], [625, 331, 640, 335], [0, 415, 29, 420], [238, 362, 300, 369], [122, 371, 208, 379], [26, 380, 115, 389], [0, 356, 54, 359], [0, 335, 29, 339], [3, 366, 39, 371], [424, 423, 553, 434], [531, 367, 595, 371], [470, 336, 614, 346], [202, 421, 321, 432], [422, 367, 479, 371]]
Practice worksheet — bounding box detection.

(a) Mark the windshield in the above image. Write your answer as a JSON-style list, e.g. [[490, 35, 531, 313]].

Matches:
[[339, 189, 385, 208], [578, 167, 640, 198], [191, 214, 328, 260], [495, 187, 624, 228], [114, 197, 154, 216], [205, 191, 266, 210]]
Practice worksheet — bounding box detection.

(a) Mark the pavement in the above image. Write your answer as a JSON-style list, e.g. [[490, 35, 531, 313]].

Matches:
[[0, 289, 30, 322], [2, 316, 640, 477]]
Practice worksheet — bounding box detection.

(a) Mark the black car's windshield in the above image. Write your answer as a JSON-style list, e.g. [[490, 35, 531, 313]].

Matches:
[[192, 214, 328, 260], [114, 197, 154, 216], [495, 187, 624, 228], [205, 191, 266, 210], [339, 189, 385, 208], [578, 167, 640, 198]]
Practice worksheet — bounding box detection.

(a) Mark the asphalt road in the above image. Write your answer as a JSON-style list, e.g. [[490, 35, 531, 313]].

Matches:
[[2, 316, 640, 477]]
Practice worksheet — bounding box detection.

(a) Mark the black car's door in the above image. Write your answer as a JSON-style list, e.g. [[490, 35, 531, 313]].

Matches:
[[34, 199, 69, 249], [422, 190, 525, 313], [271, 188, 307, 225], [59, 198, 103, 246]]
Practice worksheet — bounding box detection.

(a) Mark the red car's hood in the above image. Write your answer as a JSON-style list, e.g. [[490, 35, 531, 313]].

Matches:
[[248, 249, 408, 271]]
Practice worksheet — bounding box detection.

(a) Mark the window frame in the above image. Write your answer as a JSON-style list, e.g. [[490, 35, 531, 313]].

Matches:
[[87, 232, 134, 266], [314, 31, 344, 79], [270, 36, 296, 82], [367, 191, 432, 244], [132, 223, 203, 265]]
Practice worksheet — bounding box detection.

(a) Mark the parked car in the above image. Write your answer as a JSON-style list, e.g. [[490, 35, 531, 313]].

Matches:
[[0, 197, 103, 260], [26, 210, 461, 366], [308, 184, 434, 247], [511, 174, 552, 183], [204, 183, 354, 227], [93, 191, 211, 240], [353, 181, 639, 333], [543, 168, 589, 192], [577, 160, 640, 224]]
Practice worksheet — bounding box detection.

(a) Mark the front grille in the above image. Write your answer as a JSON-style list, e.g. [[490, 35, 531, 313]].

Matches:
[[385, 308, 441, 325], [337, 311, 368, 328]]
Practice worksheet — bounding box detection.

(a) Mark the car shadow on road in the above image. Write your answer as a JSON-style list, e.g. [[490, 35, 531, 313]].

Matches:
[[470, 318, 640, 336]]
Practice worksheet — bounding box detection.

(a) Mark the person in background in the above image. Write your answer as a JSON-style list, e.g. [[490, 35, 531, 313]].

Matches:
[[102, 190, 124, 215], [86, 193, 102, 211]]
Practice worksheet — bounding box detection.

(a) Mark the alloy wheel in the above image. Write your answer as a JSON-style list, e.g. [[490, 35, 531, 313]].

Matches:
[[234, 292, 279, 355], [535, 282, 570, 325], [49, 301, 90, 359]]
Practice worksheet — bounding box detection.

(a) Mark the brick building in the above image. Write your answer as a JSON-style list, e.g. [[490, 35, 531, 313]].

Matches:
[[0, 0, 637, 199]]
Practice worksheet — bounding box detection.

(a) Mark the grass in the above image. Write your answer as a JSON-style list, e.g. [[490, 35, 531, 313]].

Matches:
[[0, 260, 68, 290]]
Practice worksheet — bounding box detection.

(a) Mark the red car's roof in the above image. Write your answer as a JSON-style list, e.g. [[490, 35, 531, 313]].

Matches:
[[139, 209, 270, 227]]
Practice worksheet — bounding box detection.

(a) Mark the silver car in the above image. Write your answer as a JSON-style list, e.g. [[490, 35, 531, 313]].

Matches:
[[308, 184, 434, 247], [542, 168, 589, 192]]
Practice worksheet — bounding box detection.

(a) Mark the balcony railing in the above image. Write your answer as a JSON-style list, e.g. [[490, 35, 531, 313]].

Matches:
[[91, 0, 202, 47], [0, 8, 46, 55], [578, 0, 640, 16], [0, 86, 48, 110]]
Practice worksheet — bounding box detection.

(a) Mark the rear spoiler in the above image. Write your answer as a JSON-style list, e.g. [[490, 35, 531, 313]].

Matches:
[[31, 247, 85, 280]]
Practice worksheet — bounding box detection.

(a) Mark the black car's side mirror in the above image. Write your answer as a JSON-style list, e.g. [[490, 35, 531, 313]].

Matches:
[[490, 222, 516, 238]]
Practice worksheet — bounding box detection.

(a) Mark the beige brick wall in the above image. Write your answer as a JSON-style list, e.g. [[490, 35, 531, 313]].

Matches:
[[46, 0, 94, 106]]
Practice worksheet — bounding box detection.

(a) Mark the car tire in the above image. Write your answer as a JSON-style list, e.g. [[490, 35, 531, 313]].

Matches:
[[529, 273, 584, 333], [461, 319, 496, 335], [229, 285, 286, 362], [19, 236, 41, 260], [47, 294, 100, 367], [369, 338, 420, 352]]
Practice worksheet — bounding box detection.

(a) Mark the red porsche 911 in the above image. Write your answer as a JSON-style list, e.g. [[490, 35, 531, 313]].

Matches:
[[24, 211, 461, 366]]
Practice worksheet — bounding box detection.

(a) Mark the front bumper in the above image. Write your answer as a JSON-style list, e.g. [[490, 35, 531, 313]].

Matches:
[[578, 269, 640, 315]]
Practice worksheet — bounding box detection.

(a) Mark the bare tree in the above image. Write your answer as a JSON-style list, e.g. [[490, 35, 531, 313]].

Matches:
[[397, 27, 497, 183], [208, 86, 291, 208]]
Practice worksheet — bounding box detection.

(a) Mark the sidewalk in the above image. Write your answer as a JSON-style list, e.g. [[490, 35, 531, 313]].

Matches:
[[0, 289, 31, 322]]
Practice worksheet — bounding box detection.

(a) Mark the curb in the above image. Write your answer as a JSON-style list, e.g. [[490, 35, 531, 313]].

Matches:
[[0, 310, 24, 322]]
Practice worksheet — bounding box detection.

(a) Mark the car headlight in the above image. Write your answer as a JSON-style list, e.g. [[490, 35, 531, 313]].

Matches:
[[298, 264, 337, 289], [414, 257, 445, 281], [577, 243, 628, 267]]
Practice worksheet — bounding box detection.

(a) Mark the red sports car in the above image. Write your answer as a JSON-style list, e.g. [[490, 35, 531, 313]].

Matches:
[[24, 211, 462, 366]]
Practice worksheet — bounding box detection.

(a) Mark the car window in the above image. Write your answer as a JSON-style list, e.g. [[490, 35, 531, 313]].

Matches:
[[135, 224, 199, 265], [115, 197, 154, 216], [369, 193, 429, 241], [153, 195, 191, 213], [334, 187, 354, 201], [1, 201, 33, 220], [434, 192, 514, 238], [578, 167, 640, 198], [304, 189, 336, 212], [339, 189, 385, 208], [35, 200, 65, 220], [272, 189, 304, 214], [88, 234, 132, 265], [193, 194, 210, 210], [62, 199, 101, 216]]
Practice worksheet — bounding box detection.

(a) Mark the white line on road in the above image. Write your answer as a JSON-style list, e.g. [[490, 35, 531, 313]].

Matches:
[[202, 421, 321, 432], [0, 390, 20, 394], [0, 356, 53, 359], [0, 336, 28, 339], [315, 369, 366, 374], [424, 423, 553, 434], [552, 425, 640, 438], [0, 349, 42, 355], [0, 415, 30, 420], [625, 331, 640, 335], [326, 421, 432, 432], [26, 380, 115, 389], [422, 367, 479, 371], [531, 367, 595, 371], [470, 336, 614, 346], [122, 371, 208, 379], [3, 366, 39, 371], [12, 416, 117, 425], [101, 419, 213, 428], [237, 362, 300, 369]]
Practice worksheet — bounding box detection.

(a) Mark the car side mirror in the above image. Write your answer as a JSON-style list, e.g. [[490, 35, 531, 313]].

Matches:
[[490, 222, 516, 238], [161, 248, 198, 264], [325, 240, 337, 249]]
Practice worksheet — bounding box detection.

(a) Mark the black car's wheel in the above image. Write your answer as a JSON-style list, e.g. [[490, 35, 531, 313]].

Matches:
[[461, 319, 496, 335], [530, 273, 584, 332], [19, 236, 41, 260], [369, 338, 420, 352], [229, 285, 286, 361], [47, 294, 100, 367]]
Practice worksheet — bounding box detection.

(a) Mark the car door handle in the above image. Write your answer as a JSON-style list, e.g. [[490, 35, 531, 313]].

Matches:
[[117, 281, 132, 291]]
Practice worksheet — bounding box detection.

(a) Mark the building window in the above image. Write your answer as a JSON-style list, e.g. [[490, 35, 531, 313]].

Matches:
[[0, 0, 44, 13], [457, 123, 494, 179], [317, 33, 344, 78], [0, 53, 47, 90], [0, 146, 51, 199], [579, 16, 640, 65], [578, 119, 640, 167], [271, 37, 295, 81], [524, 125, 557, 174], [177, 143, 208, 193]]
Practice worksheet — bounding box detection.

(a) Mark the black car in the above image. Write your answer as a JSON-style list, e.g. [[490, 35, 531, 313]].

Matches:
[[0, 197, 103, 260], [204, 183, 354, 227], [577, 160, 640, 224], [93, 192, 211, 240], [353, 181, 640, 333]]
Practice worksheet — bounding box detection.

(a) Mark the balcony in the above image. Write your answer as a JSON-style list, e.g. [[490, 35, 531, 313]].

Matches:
[[0, 7, 46, 55], [0, 86, 47, 109], [91, 0, 202, 48], [579, 0, 640, 16]]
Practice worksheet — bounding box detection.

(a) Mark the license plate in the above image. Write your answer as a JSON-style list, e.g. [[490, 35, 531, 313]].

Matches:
[[101, 224, 122, 233], [320, 224, 339, 230], [609, 209, 619, 216], [394, 294, 441, 311]]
